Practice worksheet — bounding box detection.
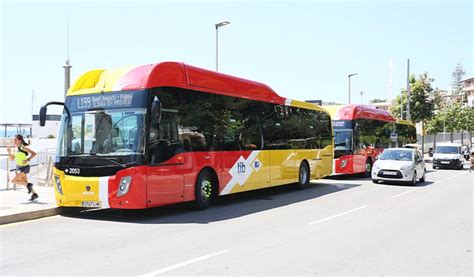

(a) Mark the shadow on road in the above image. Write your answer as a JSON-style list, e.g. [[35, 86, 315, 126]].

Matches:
[[375, 180, 435, 187], [62, 181, 360, 224]]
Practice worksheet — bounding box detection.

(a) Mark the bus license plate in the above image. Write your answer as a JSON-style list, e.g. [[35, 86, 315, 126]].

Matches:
[[82, 201, 101, 208], [383, 171, 397, 175]]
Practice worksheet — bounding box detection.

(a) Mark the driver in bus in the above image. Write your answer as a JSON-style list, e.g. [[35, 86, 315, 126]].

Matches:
[[90, 111, 112, 154]]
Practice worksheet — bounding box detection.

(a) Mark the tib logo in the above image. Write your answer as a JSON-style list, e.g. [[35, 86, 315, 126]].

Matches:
[[237, 162, 246, 173], [254, 160, 260, 169]]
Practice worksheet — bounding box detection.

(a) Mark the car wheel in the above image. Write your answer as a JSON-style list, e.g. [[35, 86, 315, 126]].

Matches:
[[420, 169, 426, 183], [194, 169, 214, 210], [458, 161, 463, 170], [297, 161, 310, 189]]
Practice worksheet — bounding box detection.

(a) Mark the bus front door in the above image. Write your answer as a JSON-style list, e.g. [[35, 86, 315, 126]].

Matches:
[[147, 152, 185, 206]]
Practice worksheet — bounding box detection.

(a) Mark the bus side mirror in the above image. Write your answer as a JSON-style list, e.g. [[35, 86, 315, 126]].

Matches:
[[39, 101, 70, 127], [39, 106, 47, 127]]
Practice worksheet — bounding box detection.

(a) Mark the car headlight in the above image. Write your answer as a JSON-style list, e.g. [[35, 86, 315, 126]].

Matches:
[[117, 176, 132, 197], [341, 159, 348, 168], [373, 163, 380, 171], [54, 175, 63, 195], [400, 164, 414, 171]]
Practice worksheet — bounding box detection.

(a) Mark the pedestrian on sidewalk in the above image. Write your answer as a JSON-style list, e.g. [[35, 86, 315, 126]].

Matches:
[[7, 134, 38, 201]]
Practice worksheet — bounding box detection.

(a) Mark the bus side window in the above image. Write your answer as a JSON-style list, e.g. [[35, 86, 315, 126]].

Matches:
[[240, 115, 263, 150]]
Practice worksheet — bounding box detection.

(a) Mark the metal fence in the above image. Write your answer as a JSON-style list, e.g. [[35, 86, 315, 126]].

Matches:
[[1, 148, 56, 190]]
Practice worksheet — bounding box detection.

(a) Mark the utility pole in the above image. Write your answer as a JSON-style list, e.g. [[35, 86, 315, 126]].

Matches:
[[348, 73, 358, 104], [406, 59, 411, 120], [63, 60, 71, 96], [215, 21, 230, 72], [63, 17, 71, 96]]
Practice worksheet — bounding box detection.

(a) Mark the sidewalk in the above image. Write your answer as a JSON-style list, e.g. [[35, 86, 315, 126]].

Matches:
[[0, 167, 62, 225]]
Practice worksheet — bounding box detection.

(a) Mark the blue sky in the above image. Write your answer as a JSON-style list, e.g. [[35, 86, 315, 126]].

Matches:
[[1, 0, 472, 123]]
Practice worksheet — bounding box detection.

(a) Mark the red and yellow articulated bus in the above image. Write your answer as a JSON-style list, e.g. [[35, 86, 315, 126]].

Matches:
[[329, 105, 416, 176], [40, 62, 333, 209]]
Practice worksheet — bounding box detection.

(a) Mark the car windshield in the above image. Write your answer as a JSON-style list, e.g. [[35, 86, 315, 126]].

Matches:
[[334, 130, 352, 150], [435, 146, 459, 154], [57, 108, 146, 157], [379, 149, 413, 161]]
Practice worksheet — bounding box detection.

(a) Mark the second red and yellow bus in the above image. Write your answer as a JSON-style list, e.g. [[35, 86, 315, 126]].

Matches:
[[330, 105, 416, 176]]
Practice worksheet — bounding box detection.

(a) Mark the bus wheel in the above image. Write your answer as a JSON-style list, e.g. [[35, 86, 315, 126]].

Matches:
[[364, 159, 372, 177], [297, 161, 310, 189], [194, 170, 214, 210]]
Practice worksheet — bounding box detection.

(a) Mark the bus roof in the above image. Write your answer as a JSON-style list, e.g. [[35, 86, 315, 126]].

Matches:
[[332, 104, 396, 122], [68, 61, 285, 102]]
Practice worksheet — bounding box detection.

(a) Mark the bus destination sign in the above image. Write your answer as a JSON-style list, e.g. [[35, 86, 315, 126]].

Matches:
[[66, 90, 147, 111]]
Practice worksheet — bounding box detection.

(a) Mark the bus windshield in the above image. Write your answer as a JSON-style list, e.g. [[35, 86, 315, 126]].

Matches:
[[334, 130, 352, 150], [58, 108, 146, 157]]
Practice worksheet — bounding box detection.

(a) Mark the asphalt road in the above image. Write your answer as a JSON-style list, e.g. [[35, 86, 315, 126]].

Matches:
[[1, 164, 472, 275]]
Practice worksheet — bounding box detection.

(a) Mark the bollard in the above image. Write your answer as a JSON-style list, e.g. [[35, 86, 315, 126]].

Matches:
[[6, 155, 10, 190]]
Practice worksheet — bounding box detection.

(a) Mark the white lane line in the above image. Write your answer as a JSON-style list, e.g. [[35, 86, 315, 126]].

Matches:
[[140, 250, 228, 276], [391, 188, 420, 199], [308, 205, 368, 225]]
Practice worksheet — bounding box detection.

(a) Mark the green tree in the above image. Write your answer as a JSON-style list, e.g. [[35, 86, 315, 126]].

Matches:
[[443, 103, 463, 142], [389, 89, 409, 119], [390, 73, 439, 153], [425, 112, 444, 149], [410, 73, 438, 154], [451, 63, 465, 96], [458, 105, 474, 146]]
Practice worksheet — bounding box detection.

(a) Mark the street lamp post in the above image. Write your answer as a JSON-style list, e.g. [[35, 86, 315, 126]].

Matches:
[[215, 21, 230, 72], [348, 73, 358, 104]]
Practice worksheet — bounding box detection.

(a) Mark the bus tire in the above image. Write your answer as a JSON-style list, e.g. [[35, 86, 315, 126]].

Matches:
[[194, 169, 214, 210], [364, 158, 373, 177], [297, 161, 310, 189]]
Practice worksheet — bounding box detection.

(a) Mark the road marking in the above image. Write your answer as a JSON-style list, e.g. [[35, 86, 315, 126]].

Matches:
[[391, 188, 420, 198], [309, 205, 368, 225], [140, 250, 228, 276]]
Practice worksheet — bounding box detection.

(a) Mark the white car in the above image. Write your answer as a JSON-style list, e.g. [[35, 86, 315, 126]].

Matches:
[[432, 143, 464, 170], [372, 148, 426, 185]]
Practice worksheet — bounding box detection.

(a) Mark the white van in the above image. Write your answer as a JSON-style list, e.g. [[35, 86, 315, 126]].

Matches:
[[432, 143, 464, 170]]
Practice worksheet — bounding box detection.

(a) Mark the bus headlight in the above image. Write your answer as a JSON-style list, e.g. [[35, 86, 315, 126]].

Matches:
[[341, 159, 348, 168], [54, 175, 63, 195], [117, 176, 132, 197]]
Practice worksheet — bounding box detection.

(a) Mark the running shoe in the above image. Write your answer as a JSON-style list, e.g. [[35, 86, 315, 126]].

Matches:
[[29, 193, 39, 201]]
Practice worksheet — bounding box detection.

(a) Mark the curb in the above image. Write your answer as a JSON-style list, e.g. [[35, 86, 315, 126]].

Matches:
[[0, 207, 75, 225]]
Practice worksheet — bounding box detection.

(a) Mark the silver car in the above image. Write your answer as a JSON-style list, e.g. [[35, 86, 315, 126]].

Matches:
[[372, 148, 426, 185]]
